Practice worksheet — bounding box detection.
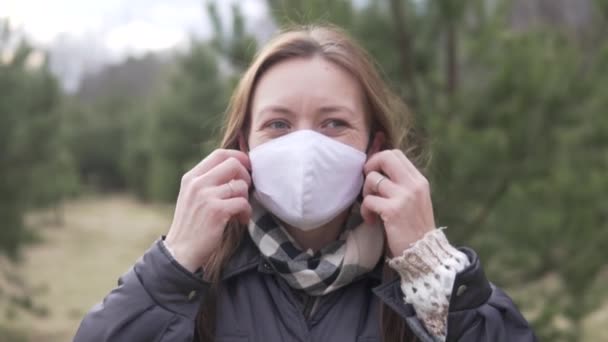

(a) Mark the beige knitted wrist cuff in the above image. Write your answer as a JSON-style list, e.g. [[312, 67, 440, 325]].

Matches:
[[387, 228, 470, 341]]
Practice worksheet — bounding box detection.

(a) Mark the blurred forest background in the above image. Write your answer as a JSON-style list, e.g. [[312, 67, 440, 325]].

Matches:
[[1, 0, 607, 341]]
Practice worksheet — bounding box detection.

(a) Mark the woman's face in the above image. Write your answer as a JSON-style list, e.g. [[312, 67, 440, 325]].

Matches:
[[248, 56, 370, 151]]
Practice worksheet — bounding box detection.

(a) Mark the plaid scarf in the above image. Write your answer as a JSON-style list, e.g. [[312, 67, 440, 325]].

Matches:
[[248, 196, 384, 296]]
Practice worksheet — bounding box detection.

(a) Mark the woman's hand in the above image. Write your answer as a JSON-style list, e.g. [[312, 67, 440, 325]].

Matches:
[[164, 149, 252, 272], [361, 149, 436, 257]]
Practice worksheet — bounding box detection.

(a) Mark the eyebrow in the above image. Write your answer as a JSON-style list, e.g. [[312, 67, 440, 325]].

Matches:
[[318, 105, 356, 117], [257, 105, 296, 118], [258, 105, 356, 117]]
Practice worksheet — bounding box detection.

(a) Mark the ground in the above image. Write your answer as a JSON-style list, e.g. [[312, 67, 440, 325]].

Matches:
[[0, 194, 172, 342]]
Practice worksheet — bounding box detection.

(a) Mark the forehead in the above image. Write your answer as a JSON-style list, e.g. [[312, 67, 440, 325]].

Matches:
[[251, 56, 365, 113]]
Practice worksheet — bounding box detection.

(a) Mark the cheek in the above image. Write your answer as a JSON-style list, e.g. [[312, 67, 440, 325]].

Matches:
[[337, 130, 369, 153], [247, 133, 264, 150]]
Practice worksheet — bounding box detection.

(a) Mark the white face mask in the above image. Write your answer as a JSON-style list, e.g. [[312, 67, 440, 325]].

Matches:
[[249, 130, 367, 231]]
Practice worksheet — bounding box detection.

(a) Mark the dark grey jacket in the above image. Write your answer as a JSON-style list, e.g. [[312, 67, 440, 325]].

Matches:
[[74, 235, 536, 341]]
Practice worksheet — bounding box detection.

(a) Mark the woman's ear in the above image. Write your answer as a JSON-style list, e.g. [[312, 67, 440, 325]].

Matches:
[[367, 131, 386, 157], [238, 133, 249, 153]]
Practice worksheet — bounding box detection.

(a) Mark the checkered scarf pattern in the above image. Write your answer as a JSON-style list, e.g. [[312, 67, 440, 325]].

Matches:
[[247, 197, 384, 296]]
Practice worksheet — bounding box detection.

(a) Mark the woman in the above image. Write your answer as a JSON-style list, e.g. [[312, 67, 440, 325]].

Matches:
[[74, 26, 536, 342]]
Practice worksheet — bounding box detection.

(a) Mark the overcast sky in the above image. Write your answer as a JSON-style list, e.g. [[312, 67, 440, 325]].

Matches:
[[1, 0, 269, 90], [2, 0, 267, 54]]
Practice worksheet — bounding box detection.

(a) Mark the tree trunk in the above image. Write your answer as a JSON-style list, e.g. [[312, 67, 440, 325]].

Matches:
[[445, 20, 458, 104], [390, 0, 419, 108]]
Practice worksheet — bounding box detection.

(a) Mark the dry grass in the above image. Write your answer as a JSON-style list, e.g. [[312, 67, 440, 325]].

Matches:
[[0, 194, 172, 341]]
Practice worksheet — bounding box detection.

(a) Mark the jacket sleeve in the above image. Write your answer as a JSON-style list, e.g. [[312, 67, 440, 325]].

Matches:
[[73, 239, 209, 342], [444, 247, 536, 341], [373, 247, 537, 342]]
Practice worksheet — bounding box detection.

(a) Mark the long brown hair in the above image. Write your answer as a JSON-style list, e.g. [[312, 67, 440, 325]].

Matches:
[[197, 25, 421, 342]]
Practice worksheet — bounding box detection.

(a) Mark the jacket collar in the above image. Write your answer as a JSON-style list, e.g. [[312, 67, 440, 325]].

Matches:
[[221, 233, 261, 280]]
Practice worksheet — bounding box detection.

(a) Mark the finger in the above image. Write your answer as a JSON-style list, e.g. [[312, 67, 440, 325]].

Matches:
[[364, 150, 407, 185], [220, 197, 252, 225], [237, 209, 252, 225], [215, 179, 249, 200], [197, 157, 252, 188], [360, 194, 390, 224], [391, 149, 423, 180], [188, 149, 251, 178], [362, 171, 400, 198]]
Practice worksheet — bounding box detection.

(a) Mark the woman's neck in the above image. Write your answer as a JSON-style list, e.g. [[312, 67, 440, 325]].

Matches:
[[283, 210, 349, 252]]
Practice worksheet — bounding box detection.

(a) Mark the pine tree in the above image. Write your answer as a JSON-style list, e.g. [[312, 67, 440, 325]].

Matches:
[[0, 21, 76, 256]]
